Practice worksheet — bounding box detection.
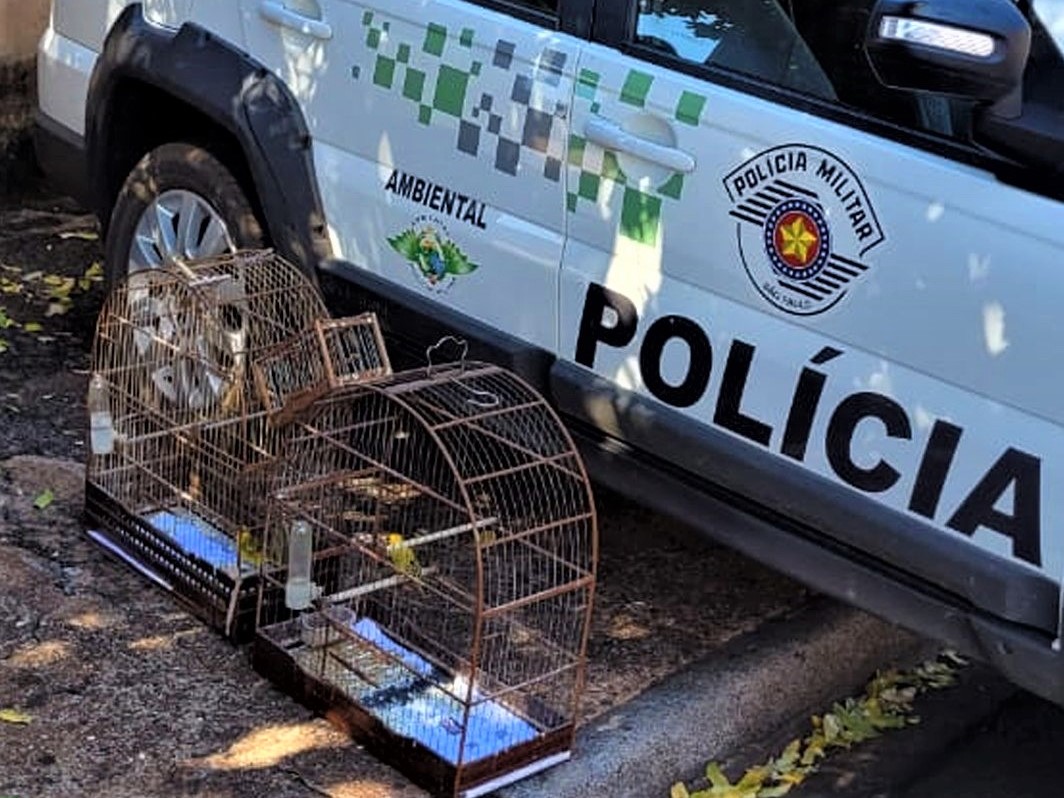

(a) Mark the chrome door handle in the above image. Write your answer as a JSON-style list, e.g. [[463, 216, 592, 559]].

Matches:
[[584, 117, 696, 173], [258, 0, 333, 40]]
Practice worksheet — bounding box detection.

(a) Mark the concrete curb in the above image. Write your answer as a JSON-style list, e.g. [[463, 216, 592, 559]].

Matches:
[[500, 599, 922, 798]]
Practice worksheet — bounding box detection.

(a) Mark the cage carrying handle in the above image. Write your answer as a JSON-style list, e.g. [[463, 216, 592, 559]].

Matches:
[[425, 336, 500, 409], [426, 335, 469, 375]]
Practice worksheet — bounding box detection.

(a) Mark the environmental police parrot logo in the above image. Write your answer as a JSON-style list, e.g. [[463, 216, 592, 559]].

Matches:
[[388, 216, 478, 292], [724, 144, 886, 316]]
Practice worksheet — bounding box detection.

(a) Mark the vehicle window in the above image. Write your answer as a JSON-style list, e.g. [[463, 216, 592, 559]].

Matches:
[[788, 0, 968, 138], [503, 0, 560, 13], [633, 0, 973, 140], [627, 0, 1064, 163], [634, 0, 837, 100]]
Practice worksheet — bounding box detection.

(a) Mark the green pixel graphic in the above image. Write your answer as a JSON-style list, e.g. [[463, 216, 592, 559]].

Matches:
[[373, 55, 396, 89], [568, 133, 586, 167], [351, 13, 571, 182], [621, 190, 662, 245], [676, 91, 707, 126], [577, 69, 600, 100], [424, 23, 447, 56], [620, 70, 654, 107], [567, 67, 708, 245], [349, 13, 703, 246], [433, 65, 469, 117], [403, 68, 426, 102]]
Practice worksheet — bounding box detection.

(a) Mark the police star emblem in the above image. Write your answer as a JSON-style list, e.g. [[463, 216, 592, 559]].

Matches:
[[723, 144, 886, 316], [765, 199, 831, 280]]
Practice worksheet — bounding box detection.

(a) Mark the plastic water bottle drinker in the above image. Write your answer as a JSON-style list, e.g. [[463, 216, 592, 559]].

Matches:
[[87, 373, 115, 456]]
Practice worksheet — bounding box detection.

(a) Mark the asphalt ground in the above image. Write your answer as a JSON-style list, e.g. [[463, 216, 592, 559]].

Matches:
[[796, 662, 1064, 798]]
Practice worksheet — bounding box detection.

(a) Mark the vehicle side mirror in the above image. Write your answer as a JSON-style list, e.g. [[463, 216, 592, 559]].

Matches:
[[865, 0, 1031, 117]]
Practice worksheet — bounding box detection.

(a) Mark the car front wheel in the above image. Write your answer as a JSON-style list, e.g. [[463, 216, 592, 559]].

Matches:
[[103, 142, 265, 284]]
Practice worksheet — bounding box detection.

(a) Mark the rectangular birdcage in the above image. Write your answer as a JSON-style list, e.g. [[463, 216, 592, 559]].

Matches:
[[85, 410, 285, 639], [252, 314, 392, 425], [84, 251, 333, 640], [252, 362, 597, 797]]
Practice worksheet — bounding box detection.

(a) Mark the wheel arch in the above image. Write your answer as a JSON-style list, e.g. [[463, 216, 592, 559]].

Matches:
[[86, 4, 332, 272]]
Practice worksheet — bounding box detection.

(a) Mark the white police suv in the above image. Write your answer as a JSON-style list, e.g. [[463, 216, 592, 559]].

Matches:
[[34, 0, 1064, 703]]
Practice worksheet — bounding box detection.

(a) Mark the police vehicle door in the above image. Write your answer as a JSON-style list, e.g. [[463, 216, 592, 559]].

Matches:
[[241, 0, 589, 352], [559, 0, 1064, 632]]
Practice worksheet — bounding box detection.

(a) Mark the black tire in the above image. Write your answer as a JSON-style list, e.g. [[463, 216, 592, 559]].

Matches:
[[103, 142, 266, 285]]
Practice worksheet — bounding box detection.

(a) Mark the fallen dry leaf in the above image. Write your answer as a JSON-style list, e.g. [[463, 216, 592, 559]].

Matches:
[[0, 708, 32, 725], [33, 489, 55, 510]]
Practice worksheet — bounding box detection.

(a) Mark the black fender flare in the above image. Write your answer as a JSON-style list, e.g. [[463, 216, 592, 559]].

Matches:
[[85, 3, 331, 271]]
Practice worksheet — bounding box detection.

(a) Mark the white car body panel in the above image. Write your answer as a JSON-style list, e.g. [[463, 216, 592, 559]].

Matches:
[[50, 0, 183, 51], [241, 0, 578, 353], [560, 43, 1064, 583], [53, 0, 129, 52], [189, 1, 244, 44], [39, 0, 196, 136], [37, 27, 97, 136]]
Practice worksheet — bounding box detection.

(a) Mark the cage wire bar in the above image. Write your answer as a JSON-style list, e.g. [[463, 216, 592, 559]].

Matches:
[[253, 314, 393, 425], [253, 361, 598, 798], [84, 250, 342, 639]]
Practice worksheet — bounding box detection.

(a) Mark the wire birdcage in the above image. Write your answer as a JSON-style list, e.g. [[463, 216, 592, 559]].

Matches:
[[253, 314, 393, 425], [253, 355, 598, 798], [84, 250, 333, 639]]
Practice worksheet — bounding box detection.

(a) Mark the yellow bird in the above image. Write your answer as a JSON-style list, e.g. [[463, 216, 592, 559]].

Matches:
[[385, 533, 421, 579], [237, 527, 263, 567]]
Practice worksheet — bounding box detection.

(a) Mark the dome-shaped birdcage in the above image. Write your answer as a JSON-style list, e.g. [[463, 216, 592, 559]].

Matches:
[[89, 250, 329, 424], [84, 250, 334, 639], [253, 357, 598, 798]]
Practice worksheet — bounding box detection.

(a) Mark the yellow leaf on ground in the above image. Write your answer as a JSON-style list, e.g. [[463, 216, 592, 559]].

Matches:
[[34, 489, 55, 510], [0, 708, 31, 724], [59, 230, 99, 241], [822, 713, 841, 744], [45, 303, 69, 317], [759, 784, 795, 798], [47, 277, 76, 298], [682, 650, 968, 798], [22, 322, 43, 333]]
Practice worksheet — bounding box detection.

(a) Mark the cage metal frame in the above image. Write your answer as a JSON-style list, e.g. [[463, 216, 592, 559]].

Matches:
[[252, 313, 393, 426], [252, 359, 598, 798], [83, 250, 339, 640]]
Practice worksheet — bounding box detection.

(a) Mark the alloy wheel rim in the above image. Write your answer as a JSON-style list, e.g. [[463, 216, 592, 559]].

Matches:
[[129, 189, 234, 274]]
